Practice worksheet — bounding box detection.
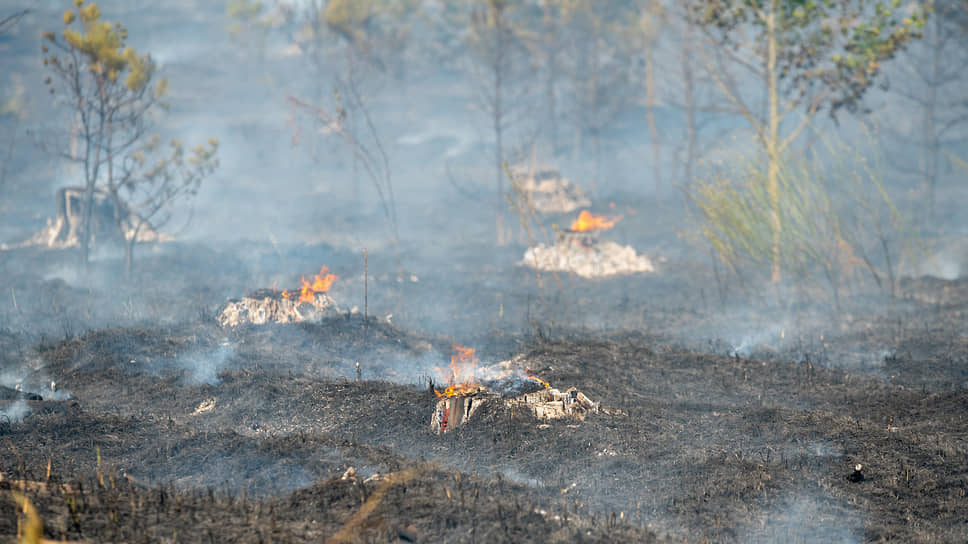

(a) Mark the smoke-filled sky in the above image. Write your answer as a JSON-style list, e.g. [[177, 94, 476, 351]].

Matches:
[[0, 0, 966, 338]]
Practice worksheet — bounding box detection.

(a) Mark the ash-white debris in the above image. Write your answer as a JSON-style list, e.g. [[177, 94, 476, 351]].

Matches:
[[521, 235, 655, 278], [512, 167, 591, 214], [216, 289, 340, 327], [5, 187, 169, 250]]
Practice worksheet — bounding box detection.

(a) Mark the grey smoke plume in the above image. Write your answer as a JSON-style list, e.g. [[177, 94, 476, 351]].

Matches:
[[174, 342, 234, 385], [0, 399, 30, 423]]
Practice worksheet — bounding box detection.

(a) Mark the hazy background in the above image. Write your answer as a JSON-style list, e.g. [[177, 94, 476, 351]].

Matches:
[[0, 0, 965, 347]]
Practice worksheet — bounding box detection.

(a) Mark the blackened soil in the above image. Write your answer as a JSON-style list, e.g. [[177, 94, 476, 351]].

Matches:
[[2, 285, 967, 542], [0, 241, 966, 542]]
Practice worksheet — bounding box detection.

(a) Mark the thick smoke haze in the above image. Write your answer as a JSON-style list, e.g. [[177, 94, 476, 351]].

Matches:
[[0, 1, 966, 542]]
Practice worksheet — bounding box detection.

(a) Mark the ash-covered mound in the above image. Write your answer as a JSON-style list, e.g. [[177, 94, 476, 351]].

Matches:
[[521, 234, 655, 278], [216, 288, 340, 327]]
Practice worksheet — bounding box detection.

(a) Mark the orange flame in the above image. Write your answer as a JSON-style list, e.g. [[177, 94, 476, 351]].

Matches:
[[434, 344, 481, 398], [569, 210, 621, 232], [282, 266, 338, 303], [526, 370, 549, 388]]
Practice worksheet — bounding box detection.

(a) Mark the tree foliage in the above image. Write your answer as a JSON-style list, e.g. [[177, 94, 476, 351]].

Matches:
[[689, 134, 916, 308], [693, 0, 928, 119], [43, 0, 217, 274], [687, 0, 928, 283]]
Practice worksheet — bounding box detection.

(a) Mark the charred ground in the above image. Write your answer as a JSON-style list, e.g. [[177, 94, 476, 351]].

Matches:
[[0, 228, 966, 542]]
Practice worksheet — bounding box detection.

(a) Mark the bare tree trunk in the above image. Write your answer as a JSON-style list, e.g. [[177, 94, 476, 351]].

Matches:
[[0, 116, 17, 196], [924, 13, 940, 223], [493, 16, 507, 246], [125, 236, 134, 278], [765, 2, 782, 283], [80, 79, 110, 272], [681, 23, 697, 188], [586, 39, 601, 187], [494, 58, 505, 244], [645, 42, 661, 193], [543, 5, 559, 154]]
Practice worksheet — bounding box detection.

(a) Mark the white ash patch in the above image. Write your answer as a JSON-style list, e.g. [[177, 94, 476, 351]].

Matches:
[[192, 398, 216, 415], [430, 385, 602, 434], [216, 289, 340, 327], [512, 167, 590, 214], [506, 386, 600, 421], [520, 235, 655, 278]]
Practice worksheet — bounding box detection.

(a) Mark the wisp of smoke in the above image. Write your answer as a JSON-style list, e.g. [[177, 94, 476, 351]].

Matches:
[[0, 399, 31, 423], [0, 364, 73, 401], [727, 321, 789, 357], [742, 493, 861, 544], [174, 342, 234, 385]]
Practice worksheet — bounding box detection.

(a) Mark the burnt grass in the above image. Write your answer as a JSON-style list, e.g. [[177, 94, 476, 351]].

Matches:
[[0, 242, 967, 542]]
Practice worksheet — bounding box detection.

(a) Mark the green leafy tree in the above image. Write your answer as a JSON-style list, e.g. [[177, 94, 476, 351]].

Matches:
[[688, 0, 928, 282], [43, 0, 217, 273]]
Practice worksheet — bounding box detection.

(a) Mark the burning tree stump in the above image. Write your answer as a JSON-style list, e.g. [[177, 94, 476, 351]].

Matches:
[[430, 393, 488, 433], [216, 289, 340, 327], [428, 347, 601, 433]]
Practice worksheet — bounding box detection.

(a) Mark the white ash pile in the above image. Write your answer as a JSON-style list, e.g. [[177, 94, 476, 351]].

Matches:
[[507, 386, 599, 420], [217, 266, 341, 327], [216, 289, 340, 327], [511, 167, 590, 214], [521, 230, 655, 279], [430, 383, 601, 433], [6, 187, 168, 250]]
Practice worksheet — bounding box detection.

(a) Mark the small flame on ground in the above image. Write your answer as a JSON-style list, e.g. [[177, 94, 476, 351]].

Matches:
[[434, 346, 551, 398], [526, 370, 549, 388], [570, 210, 621, 232], [282, 266, 338, 302], [434, 344, 481, 398]]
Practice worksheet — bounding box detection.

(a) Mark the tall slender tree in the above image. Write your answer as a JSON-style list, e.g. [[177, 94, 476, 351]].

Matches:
[[688, 0, 928, 282], [466, 0, 531, 244]]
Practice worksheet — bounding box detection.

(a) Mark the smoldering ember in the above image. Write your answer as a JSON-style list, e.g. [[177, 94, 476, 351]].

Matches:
[[1, 2, 967, 543]]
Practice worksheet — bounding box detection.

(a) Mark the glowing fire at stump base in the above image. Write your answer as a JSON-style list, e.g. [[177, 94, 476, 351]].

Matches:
[[429, 347, 601, 433]]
